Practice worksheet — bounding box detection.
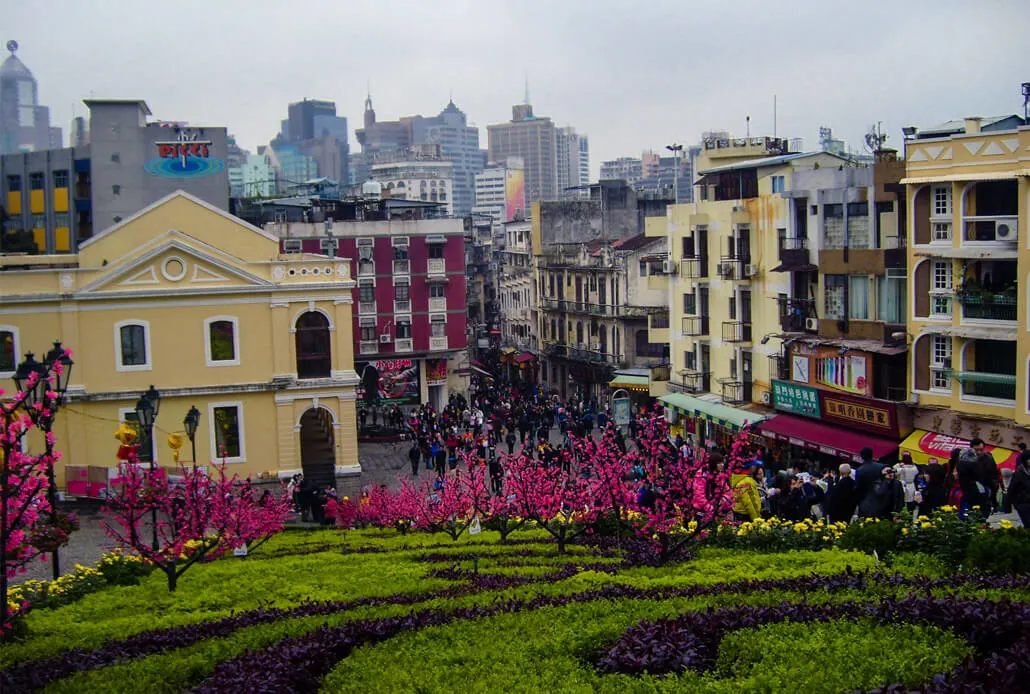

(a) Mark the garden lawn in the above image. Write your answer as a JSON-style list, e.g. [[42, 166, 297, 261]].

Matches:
[[1, 527, 1028, 693]]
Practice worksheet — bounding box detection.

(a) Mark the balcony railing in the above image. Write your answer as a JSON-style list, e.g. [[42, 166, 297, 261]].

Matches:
[[393, 259, 410, 274], [359, 340, 379, 354], [682, 316, 708, 336], [722, 320, 752, 343], [883, 235, 907, 268], [672, 369, 710, 394], [777, 237, 810, 267], [963, 215, 1018, 244], [429, 336, 449, 351], [428, 297, 447, 312], [717, 258, 741, 280], [777, 297, 818, 333], [394, 299, 411, 313], [680, 256, 710, 279], [394, 338, 414, 353], [356, 262, 375, 277], [358, 300, 377, 315], [427, 257, 446, 275], [719, 379, 745, 404], [957, 293, 1017, 321], [767, 354, 789, 381]]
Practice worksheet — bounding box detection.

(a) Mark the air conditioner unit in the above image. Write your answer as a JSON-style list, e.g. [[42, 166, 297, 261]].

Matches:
[[760, 390, 772, 405], [804, 317, 819, 331], [744, 264, 758, 278], [662, 259, 675, 274], [995, 217, 1018, 241], [379, 334, 392, 344]]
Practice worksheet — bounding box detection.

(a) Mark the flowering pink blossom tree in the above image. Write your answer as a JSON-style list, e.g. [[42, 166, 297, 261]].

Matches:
[[1, 380, 55, 638], [397, 458, 492, 541], [355, 484, 420, 534], [102, 455, 290, 591], [629, 409, 750, 563]]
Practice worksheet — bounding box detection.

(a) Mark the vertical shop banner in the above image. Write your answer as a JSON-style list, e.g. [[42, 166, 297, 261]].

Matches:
[[425, 358, 448, 385], [815, 350, 870, 395], [771, 380, 821, 418], [505, 169, 525, 222], [356, 359, 421, 404]]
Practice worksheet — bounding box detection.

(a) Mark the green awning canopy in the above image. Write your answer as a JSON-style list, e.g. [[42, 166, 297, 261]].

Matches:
[[609, 375, 650, 392], [658, 393, 767, 430], [949, 371, 1017, 385]]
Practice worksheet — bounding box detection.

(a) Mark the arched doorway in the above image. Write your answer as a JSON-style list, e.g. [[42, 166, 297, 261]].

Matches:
[[296, 311, 332, 379], [299, 407, 336, 490]]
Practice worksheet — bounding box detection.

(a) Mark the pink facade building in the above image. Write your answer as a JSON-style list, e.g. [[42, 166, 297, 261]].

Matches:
[[265, 199, 468, 411]]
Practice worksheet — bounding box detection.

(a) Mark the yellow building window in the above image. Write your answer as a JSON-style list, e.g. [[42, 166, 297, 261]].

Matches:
[[6, 174, 22, 215], [54, 212, 71, 252]]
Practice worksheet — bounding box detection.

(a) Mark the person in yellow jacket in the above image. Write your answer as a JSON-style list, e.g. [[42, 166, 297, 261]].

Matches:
[[732, 460, 763, 522]]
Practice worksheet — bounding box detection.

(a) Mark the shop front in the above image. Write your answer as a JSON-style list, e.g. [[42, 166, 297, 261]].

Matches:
[[760, 379, 910, 470], [658, 393, 767, 450], [608, 371, 652, 409]]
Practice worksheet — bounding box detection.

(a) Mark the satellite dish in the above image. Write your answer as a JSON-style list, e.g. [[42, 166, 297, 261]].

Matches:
[[6, 40, 18, 53]]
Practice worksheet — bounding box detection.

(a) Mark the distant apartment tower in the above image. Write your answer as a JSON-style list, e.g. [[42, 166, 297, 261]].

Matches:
[[69, 116, 88, 147], [370, 143, 454, 217], [355, 97, 483, 215], [600, 157, 644, 185], [226, 135, 249, 198], [0, 41, 62, 154], [556, 126, 589, 197], [275, 98, 350, 187], [473, 157, 525, 223], [487, 102, 557, 204]]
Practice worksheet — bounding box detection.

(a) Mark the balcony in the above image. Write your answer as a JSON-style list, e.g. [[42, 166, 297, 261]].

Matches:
[[719, 378, 745, 404], [767, 354, 789, 381], [680, 256, 710, 279], [777, 237, 809, 269], [394, 338, 414, 353], [393, 259, 410, 275], [428, 257, 446, 275], [540, 297, 560, 311], [429, 336, 449, 351], [670, 369, 710, 394], [963, 215, 1018, 246], [429, 297, 447, 312], [545, 342, 567, 358], [394, 299, 411, 314], [359, 340, 379, 354], [722, 320, 752, 343], [883, 235, 907, 269], [681, 315, 708, 336], [777, 297, 818, 333], [648, 311, 670, 343], [358, 300, 377, 315], [948, 370, 1017, 402], [717, 258, 742, 280], [957, 292, 1017, 322], [356, 261, 375, 277]]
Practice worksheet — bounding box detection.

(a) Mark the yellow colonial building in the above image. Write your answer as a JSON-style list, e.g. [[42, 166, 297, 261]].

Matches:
[[903, 114, 1030, 464], [0, 191, 360, 493]]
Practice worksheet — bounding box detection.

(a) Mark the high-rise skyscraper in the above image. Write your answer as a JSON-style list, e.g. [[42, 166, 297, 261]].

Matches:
[[0, 41, 61, 154], [556, 126, 589, 198], [274, 98, 350, 187], [487, 102, 557, 203], [355, 96, 484, 216]]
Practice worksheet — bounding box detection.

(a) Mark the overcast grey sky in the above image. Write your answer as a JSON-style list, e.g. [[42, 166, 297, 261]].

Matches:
[[6, 0, 1029, 176]]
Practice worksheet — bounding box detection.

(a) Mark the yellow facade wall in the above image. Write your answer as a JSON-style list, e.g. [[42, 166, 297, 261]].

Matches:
[[7, 191, 21, 215], [53, 187, 69, 213], [29, 189, 44, 214]]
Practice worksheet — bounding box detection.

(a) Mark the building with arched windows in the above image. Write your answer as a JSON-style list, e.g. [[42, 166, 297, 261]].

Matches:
[[0, 190, 361, 495]]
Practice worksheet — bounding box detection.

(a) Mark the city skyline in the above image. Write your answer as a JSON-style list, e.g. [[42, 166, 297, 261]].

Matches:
[[5, 0, 1028, 180]]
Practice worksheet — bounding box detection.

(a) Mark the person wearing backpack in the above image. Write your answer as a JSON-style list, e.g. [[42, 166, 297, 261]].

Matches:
[[879, 466, 905, 517], [957, 445, 988, 519]]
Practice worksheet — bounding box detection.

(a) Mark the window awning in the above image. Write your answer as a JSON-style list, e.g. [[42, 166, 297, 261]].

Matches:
[[757, 414, 898, 462], [658, 393, 766, 430], [770, 263, 818, 273], [609, 375, 650, 392], [899, 428, 1019, 471], [948, 371, 1017, 385]]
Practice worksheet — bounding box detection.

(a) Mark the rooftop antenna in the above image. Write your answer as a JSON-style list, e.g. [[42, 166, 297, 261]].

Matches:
[[1022, 82, 1030, 121], [746, 115, 751, 139], [773, 95, 777, 138], [524, 72, 530, 105], [864, 122, 888, 153]]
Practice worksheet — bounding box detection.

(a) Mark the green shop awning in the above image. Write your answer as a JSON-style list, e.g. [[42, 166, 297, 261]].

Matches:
[[658, 393, 767, 431], [609, 375, 650, 392]]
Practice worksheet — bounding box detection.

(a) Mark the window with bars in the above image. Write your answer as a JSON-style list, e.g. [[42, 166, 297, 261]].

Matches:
[[931, 261, 952, 317], [931, 335, 952, 390], [825, 275, 847, 320], [396, 318, 412, 339], [932, 185, 951, 217], [394, 281, 410, 301], [431, 316, 446, 337], [359, 325, 377, 341], [683, 292, 695, 314], [359, 283, 375, 302]]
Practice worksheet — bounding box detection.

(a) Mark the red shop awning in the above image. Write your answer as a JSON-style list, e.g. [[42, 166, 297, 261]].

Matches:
[[757, 414, 899, 463], [513, 351, 536, 363]]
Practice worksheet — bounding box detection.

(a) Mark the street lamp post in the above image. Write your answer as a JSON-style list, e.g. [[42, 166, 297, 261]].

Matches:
[[134, 385, 161, 551], [13, 342, 73, 580], [666, 143, 683, 204], [184, 406, 200, 469]]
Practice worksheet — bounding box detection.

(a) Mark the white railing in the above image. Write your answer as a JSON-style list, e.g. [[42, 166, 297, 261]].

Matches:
[[430, 336, 448, 351], [428, 297, 447, 312], [359, 340, 378, 354], [357, 262, 375, 277], [394, 299, 411, 313], [358, 300, 377, 314], [393, 259, 410, 274], [394, 338, 413, 353], [428, 258, 446, 275]]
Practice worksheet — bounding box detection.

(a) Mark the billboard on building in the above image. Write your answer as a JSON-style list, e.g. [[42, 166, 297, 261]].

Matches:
[[505, 169, 525, 222], [355, 359, 421, 404], [425, 358, 448, 385]]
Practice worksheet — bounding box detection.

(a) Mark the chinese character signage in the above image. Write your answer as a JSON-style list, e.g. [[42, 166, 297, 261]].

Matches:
[[818, 390, 904, 438], [771, 380, 820, 418]]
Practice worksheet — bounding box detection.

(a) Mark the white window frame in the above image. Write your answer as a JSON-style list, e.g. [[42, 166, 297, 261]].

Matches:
[[203, 316, 241, 367], [930, 335, 952, 391], [0, 324, 19, 379], [430, 314, 447, 337], [208, 401, 246, 464], [929, 261, 953, 317], [932, 185, 952, 218], [119, 406, 158, 464], [114, 319, 152, 372]]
